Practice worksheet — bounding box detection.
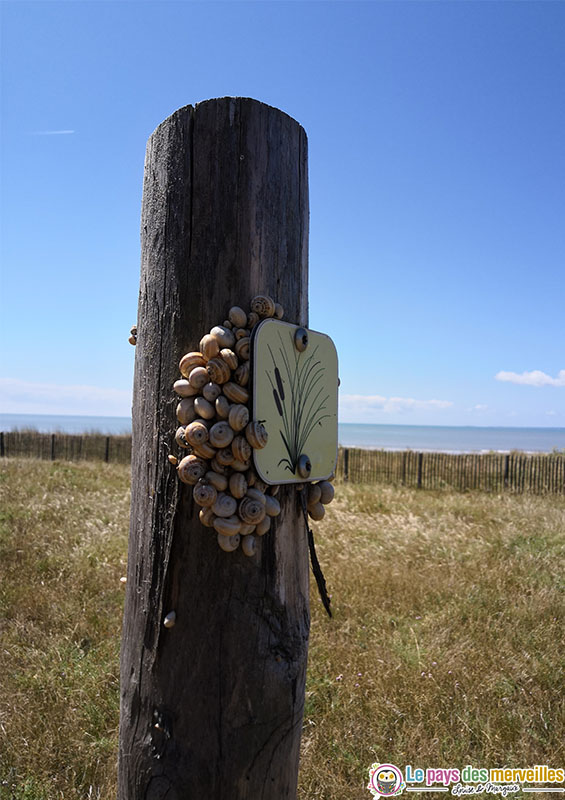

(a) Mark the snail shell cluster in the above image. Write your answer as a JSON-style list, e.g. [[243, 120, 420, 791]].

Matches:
[[305, 479, 335, 521], [171, 296, 284, 555], [128, 324, 137, 346]]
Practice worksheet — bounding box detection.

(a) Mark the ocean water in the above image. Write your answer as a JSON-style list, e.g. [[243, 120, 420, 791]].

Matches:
[[1, 414, 564, 453]]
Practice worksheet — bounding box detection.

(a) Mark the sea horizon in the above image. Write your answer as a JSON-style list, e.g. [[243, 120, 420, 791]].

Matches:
[[1, 413, 564, 454]]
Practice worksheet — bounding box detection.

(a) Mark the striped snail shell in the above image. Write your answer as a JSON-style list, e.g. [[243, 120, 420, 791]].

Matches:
[[209, 325, 235, 349], [206, 357, 231, 385], [229, 472, 248, 499], [223, 382, 249, 404], [317, 480, 335, 504], [274, 303, 284, 319], [202, 382, 221, 402], [220, 348, 238, 371], [232, 434, 252, 464], [199, 334, 220, 361], [246, 486, 266, 505], [212, 493, 238, 519], [128, 334, 137, 345], [255, 515, 271, 536], [217, 531, 241, 551], [174, 378, 199, 398], [193, 482, 217, 508], [234, 327, 249, 341], [228, 306, 248, 328], [245, 469, 256, 486], [215, 395, 230, 419], [265, 495, 281, 517], [216, 447, 234, 466], [247, 311, 259, 329], [185, 420, 209, 446], [209, 421, 234, 449], [307, 483, 322, 508], [222, 319, 233, 329], [308, 502, 325, 521], [194, 397, 215, 420], [241, 534, 258, 557], [234, 337, 250, 361], [233, 362, 249, 387], [239, 522, 256, 536], [231, 458, 250, 472], [179, 351, 206, 378], [199, 506, 216, 527], [192, 440, 216, 460], [238, 496, 266, 525], [205, 470, 228, 492], [178, 455, 207, 485], [210, 457, 230, 476], [175, 426, 191, 449], [245, 421, 268, 449], [250, 295, 275, 318], [188, 366, 209, 389], [228, 403, 249, 432]]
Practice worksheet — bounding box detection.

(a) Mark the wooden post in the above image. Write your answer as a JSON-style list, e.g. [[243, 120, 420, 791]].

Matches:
[[0, 432, 4, 458], [118, 99, 309, 800], [417, 452, 423, 488], [50, 433, 56, 461], [104, 435, 110, 463], [343, 448, 350, 482]]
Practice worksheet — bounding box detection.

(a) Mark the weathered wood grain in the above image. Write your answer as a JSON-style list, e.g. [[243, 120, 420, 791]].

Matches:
[[118, 98, 310, 800]]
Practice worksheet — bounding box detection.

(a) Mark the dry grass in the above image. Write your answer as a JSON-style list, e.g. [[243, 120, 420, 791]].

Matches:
[[1, 460, 564, 799]]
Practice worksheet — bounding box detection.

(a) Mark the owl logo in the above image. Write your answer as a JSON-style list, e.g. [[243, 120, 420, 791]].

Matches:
[[367, 763, 405, 798]]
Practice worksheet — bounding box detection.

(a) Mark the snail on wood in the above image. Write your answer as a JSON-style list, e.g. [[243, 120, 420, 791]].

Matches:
[[175, 426, 191, 449], [307, 483, 322, 508], [228, 306, 248, 328], [177, 397, 196, 425], [265, 495, 281, 517], [209, 421, 234, 449], [238, 496, 266, 525], [202, 382, 221, 402], [212, 492, 238, 518], [241, 535, 258, 557], [233, 362, 249, 386], [308, 502, 325, 521], [255, 515, 271, 536], [216, 447, 234, 466], [239, 522, 256, 536], [209, 325, 235, 349], [234, 337, 250, 361], [223, 382, 249, 404], [199, 507, 216, 527], [188, 366, 209, 390], [274, 303, 284, 319], [194, 397, 215, 420], [173, 378, 199, 398], [230, 458, 250, 472], [192, 440, 217, 460], [246, 486, 266, 505], [193, 481, 217, 508], [185, 420, 209, 446], [250, 295, 275, 318], [217, 531, 241, 551], [228, 404, 249, 432], [220, 348, 238, 371], [179, 352, 206, 378], [178, 455, 207, 485], [229, 472, 247, 499], [199, 334, 220, 361], [205, 470, 228, 492], [247, 311, 259, 329], [213, 515, 241, 536], [245, 421, 268, 450], [232, 435, 251, 464], [234, 327, 249, 341], [317, 480, 335, 505], [215, 395, 230, 419], [206, 357, 231, 385]]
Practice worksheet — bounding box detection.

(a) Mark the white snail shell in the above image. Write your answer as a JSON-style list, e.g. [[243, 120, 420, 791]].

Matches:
[[318, 480, 335, 504], [215, 395, 230, 419], [188, 366, 209, 389], [308, 502, 325, 521], [199, 334, 220, 361], [232, 434, 252, 464], [228, 403, 249, 432], [228, 306, 248, 328], [176, 397, 196, 425], [210, 457, 230, 476], [210, 325, 235, 349], [246, 487, 266, 505], [193, 482, 217, 508], [220, 348, 238, 371], [185, 420, 209, 446], [217, 531, 241, 551], [239, 522, 256, 536], [255, 515, 271, 536], [238, 496, 266, 525], [209, 421, 234, 449], [265, 495, 281, 517], [173, 378, 199, 398], [206, 357, 231, 385], [307, 483, 322, 508], [231, 458, 250, 472], [212, 492, 238, 518], [250, 295, 275, 318], [213, 515, 241, 536], [178, 455, 207, 485], [202, 382, 221, 402], [229, 472, 248, 499], [179, 351, 206, 378], [199, 507, 216, 527], [241, 535, 258, 557], [205, 470, 228, 492], [245, 421, 268, 450], [234, 337, 250, 361], [192, 440, 216, 460], [194, 396, 215, 420], [233, 362, 249, 387], [223, 382, 249, 404], [216, 447, 234, 466], [274, 303, 284, 319]]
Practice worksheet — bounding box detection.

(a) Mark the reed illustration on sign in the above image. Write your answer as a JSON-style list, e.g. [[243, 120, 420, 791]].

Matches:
[[266, 331, 331, 473]]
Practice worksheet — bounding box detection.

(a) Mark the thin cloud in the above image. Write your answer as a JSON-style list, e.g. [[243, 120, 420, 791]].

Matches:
[[339, 393, 453, 419], [0, 377, 131, 416], [29, 130, 75, 136], [495, 369, 565, 387]]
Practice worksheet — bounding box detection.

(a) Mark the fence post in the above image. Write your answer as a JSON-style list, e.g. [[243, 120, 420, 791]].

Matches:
[[417, 452, 423, 488], [343, 447, 350, 481], [0, 432, 4, 458], [50, 433, 56, 461], [118, 99, 310, 800], [104, 436, 110, 463]]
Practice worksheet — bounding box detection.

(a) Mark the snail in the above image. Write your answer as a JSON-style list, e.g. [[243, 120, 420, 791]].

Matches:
[[232, 435, 251, 464], [308, 501, 325, 521], [250, 295, 275, 318], [193, 481, 217, 508], [255, 515, 271, 536], [216, 447, 234, 466], [163, 611, 176, 628], [174, 378, 199, 398], [317, 480, 335, 505], [199, 334, 220, 361], [265, 495, 281, 517], [179, 351, 206, 378], [178, 455, 207, 485], [229, 472, 247, 499], [205, 471, 228, 492], [220, 348, 238, 371], [228, 404, 249, 432], [209, 421, 234, 449], [245, 421, 268, 450], [188, 366, 209, 390], [213, 515, 241, 536], [194, 397, 215, 420], [223, 382, 248, 404], [241, 535, 258, 557], [307, 483, 322, 508], [177, 397, 196, 425], [247, 311, 260, 329], [234, 337, 250, 361], [234, 327, 249, 341], [209, 325, 235, 349], [215, 395, 230, 419], [175, 426, 191, 449], [202, 382, 221, 402], [185, 420, 209, 446], [192, 440, 217, 460], [228, 306, 248, 328], [233, 362, 249, 386], [199, 506, 216, 527], [206, 357, 231, 385], [217, 531, 241, 551], [212, 492, 238, 518], [238, 496, 266, 525]]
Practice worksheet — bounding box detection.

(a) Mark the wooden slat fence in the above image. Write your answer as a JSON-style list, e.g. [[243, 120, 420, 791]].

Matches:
[[1, 434, 564, 493], [336, 447, 565, 494]]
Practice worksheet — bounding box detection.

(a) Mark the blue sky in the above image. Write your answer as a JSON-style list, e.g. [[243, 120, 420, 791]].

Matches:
[[1, 0, 563, 426]]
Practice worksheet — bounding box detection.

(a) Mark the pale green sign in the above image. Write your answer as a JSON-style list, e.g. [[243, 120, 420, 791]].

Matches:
[[252, 319, 338, 484]]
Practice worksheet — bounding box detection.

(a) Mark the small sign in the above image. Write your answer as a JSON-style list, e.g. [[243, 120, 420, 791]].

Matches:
[[251, 319, 338, 484]]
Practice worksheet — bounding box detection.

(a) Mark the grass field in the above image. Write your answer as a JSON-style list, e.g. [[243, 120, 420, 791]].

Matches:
[[1, 459, 564, 799]]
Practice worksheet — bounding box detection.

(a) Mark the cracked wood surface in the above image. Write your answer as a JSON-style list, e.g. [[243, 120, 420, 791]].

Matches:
[[118, 98, 310, 800]]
